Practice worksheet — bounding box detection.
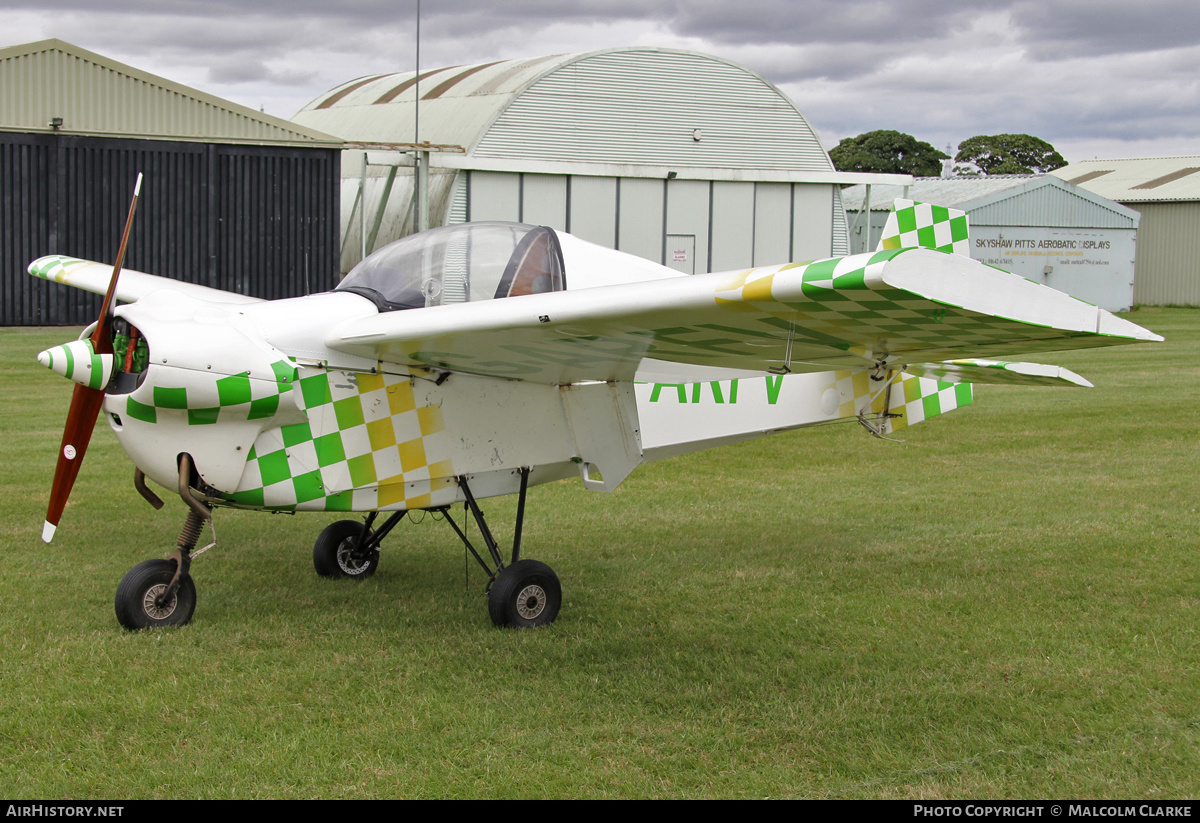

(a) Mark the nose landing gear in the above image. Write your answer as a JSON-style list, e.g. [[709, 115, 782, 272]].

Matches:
[[114, 458, 211, 631]]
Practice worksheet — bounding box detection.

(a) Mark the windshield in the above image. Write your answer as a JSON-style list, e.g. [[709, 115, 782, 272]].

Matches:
[[336, 222, 566, 311]]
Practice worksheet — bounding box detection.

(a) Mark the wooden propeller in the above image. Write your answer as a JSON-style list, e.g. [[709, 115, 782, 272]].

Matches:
[[43, 173, 142, 543]]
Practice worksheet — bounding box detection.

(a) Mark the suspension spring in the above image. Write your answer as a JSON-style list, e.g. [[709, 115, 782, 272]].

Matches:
[[176, 509, 207, 553]]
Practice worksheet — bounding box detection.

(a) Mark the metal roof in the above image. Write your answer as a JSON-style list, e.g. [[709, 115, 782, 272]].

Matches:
[[841, 175, 1039, 210], [293, 47, 839, 175], [0, 38, 342, 147], [1051, 156, 1200, 203], [842, 174, 1138, 229], [297, 54, 564, 150]]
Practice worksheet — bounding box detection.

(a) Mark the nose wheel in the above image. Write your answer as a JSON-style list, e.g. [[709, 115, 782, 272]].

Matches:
[[115, 558, 197, 630]]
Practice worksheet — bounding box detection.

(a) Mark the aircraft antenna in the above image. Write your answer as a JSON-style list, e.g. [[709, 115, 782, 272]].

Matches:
[[414, 0, 420, 148], [413, 0, 425, 232]]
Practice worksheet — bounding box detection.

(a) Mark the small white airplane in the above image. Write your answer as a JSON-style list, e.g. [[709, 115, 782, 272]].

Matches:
[[31, 186, 1161, 630]]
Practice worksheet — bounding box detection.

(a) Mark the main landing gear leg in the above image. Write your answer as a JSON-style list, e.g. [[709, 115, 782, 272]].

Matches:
[[438, 469, 561, 629]]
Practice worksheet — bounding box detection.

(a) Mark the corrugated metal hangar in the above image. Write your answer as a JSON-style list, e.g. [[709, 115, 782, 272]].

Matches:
[[1053, 157, 1200, 306], [0, 39, 344, 326], [292, 48, 897, 276], [843, 175, 1140, 311]]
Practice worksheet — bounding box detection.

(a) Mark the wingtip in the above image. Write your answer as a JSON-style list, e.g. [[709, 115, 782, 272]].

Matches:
[[42, 520, 56, 543], [1098, 311, 1164, 342]]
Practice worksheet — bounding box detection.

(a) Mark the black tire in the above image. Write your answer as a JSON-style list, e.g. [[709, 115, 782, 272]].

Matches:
[[487, 559, 561, 628], [114, 559, 197, 631], [313, 520, 379, 579]]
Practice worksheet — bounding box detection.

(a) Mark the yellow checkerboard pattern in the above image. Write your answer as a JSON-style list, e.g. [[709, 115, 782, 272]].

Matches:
[[834, 369, 973, 435], [227, 368, 458, 512]]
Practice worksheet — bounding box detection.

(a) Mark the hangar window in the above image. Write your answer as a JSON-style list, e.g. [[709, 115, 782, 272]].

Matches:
[[336, 222, 566, 311]]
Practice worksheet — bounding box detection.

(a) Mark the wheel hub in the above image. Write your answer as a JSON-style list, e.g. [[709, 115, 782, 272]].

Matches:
[[515, 584, 546, 620], [143, 583, 178, 620], [336, 539, 373, 575]]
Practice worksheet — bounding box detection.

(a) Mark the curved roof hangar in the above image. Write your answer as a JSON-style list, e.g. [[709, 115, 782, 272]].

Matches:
[[293, 47, 833, 172]]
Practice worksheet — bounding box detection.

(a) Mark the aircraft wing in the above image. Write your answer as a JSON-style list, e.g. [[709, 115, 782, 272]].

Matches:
[[326, 247, 1159, 385], [28, 255, 264, 306]]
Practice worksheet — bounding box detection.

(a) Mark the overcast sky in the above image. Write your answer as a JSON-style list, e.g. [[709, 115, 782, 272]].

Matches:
[[4, 0, 1198, 164]]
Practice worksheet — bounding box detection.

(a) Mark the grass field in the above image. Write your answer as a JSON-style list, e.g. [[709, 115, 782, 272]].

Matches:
[[0, 309, 1197, 799]]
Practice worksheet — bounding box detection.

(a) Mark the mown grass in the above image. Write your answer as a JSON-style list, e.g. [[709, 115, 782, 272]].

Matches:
[[0, 309, 1197, 798]]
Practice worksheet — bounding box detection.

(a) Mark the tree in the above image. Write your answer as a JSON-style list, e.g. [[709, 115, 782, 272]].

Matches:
[[954, 134, 1066, 175], [829, 130, 949, 177]]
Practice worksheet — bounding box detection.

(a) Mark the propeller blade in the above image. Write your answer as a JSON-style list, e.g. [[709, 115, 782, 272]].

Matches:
[[43, 383, 106, 543], [42, 173, 142, 543], [92, 172, 142, 355]]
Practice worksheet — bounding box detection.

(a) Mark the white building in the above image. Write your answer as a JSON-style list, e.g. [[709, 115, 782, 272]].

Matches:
[[1053, 157, 1200, 306], [843, 175, 1140, 311]]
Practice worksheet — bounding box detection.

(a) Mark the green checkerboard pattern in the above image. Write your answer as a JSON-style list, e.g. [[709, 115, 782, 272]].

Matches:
[[123, 360, 297, 426], [717, 248, 1073, 363], [877, 199, 970, 255], [222, 368, 458, 513], [834, 368, 972, 434], [889, 371, 972, 432], [906, 359, 1090, 388], [27, 255, 91, 285]]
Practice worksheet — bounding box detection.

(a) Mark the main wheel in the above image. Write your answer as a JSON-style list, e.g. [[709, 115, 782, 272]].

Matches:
[[313, 520, 379, 579], [487, 559, 562, 628], [114, 559, 197, 631]]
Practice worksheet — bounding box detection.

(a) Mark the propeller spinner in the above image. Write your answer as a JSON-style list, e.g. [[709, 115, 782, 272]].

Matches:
[[41, 173, 142, 543]]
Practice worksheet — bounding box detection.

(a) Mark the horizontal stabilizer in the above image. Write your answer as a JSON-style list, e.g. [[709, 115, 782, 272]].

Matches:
[[28, 256, 262, 306], [903, 359, 1093, 388]]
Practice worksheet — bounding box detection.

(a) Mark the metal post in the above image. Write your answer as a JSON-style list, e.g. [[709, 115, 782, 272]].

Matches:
[[862, 183, 872, 253], [415, 150, 430, 233], [415, 0, 420, 149], [360, 152, 367, 261], [511, 467, 530, 564], [458, 477, 504, 570]]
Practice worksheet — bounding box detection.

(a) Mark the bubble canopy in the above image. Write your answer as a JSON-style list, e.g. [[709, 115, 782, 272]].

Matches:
[[335, 222, 567, 312]]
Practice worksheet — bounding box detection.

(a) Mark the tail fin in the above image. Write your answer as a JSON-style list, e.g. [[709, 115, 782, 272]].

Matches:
[[876, 199, 971, 256]]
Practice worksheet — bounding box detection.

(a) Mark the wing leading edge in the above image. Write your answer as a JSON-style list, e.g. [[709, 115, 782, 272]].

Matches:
[[326, 246, 1159, 385], [28, 255, 263, 306]]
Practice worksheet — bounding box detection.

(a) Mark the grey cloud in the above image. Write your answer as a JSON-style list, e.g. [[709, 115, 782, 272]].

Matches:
[[207, 57, 316, 87], [3, 0, 1195, 161], [1009, 0, 1200, 58], [668, 0, 999, 46]]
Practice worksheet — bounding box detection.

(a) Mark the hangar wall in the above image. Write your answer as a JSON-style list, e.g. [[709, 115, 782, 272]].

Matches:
[[1126, 201, 1200, 305], [1, 132, 340, 325], [1, 39, 345, 326], [1053, 157, 1200, 306], [843, 175, 1139, 311], [296, 48, 887, 278], [454, 171, 839, 273]]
